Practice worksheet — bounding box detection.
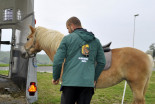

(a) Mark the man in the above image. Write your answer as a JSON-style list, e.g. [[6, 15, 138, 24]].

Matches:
[[52, 16, 106, 104]]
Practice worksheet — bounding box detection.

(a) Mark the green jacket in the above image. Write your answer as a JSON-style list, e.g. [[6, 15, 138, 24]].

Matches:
[[53, 29, 106, 87]]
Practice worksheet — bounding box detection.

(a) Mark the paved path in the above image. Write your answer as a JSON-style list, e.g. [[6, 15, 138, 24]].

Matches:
[[37, 66, 53, 73], [0, 67, 154, 72], [0, 66, 53, 73]]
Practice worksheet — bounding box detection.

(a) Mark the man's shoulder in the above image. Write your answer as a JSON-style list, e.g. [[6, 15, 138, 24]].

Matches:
[[65, 32, 76, 37], [91, 37, 100, 44], [62, 33, 78, 44], [63, 34, 71, 40], [65, 32, 78, 39]]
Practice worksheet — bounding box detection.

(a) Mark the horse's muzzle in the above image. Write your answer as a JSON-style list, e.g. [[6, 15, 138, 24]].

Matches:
[[21, 47, 36, 59]]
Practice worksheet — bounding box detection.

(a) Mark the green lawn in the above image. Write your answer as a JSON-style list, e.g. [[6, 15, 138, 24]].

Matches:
[[0, 70, 9, 76], [34, 72, 155, 104], [0, 64, 9, 67], [0, 71, 154, 104]]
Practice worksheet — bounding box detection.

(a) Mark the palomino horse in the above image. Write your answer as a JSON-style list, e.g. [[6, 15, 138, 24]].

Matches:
[[22, 26, 153, 104]]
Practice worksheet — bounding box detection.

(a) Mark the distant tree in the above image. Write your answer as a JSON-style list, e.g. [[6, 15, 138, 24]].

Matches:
[[149, 43, 155, 50], [149, 43, 155, 58]]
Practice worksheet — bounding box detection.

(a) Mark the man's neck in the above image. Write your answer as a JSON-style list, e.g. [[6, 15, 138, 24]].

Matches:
[[74, 28, 83, 30]]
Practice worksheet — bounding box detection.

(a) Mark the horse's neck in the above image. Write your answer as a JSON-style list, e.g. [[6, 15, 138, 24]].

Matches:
[[43, 48, 56, 62], [42, 39, 63, 62], [37, 30, 64, 62]]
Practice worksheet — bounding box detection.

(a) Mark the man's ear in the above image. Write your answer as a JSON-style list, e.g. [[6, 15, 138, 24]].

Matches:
[[70, 23, 74, 30], [29, 25, 35, 33]]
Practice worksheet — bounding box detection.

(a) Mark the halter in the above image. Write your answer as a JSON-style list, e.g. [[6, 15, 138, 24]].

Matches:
[[24, 31, 38, 58]]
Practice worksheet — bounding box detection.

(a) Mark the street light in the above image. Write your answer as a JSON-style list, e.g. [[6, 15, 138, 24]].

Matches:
[[122, 14, 139, 104], [133, 14, 139, 48]]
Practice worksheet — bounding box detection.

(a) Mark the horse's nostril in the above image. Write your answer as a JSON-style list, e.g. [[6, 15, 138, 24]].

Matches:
[[21, 52, 28, 59], [21, 52, 25, 57]]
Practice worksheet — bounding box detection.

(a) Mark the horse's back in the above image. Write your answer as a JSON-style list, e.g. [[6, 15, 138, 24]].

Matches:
[[111, 47, 152, 81], [96, 47, 152, 88], [112, 47, 150, 64]]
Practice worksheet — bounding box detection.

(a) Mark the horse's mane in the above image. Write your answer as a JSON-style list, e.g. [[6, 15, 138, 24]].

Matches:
[[36, 26, 64, 52]]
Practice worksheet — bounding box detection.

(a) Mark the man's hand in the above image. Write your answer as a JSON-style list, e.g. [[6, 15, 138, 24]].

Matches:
[[94, 81, 97, 86], [52, 79, 59, 85]]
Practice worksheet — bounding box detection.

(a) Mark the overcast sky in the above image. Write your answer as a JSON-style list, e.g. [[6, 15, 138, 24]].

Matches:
[[3, 0, 154, 53], [34, 0, 155, 54]]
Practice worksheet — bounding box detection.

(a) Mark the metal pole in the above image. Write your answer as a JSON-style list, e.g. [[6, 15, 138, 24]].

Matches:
[[121, 14, 139, 104], [121, 81, 127, 104], [0, 29, 1, 51], [133, 14, 139, 48]]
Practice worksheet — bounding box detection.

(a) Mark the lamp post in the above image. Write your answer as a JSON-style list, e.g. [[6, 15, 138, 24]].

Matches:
[[133, 14, 139, 48], [121, 14, 139, 104]]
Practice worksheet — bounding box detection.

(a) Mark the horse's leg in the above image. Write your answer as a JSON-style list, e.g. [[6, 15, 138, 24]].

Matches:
[[128, 80, 146, 104], [143, 78, 150, 96]]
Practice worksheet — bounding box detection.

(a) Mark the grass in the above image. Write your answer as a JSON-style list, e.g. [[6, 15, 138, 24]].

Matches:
[[0, 64, 9, 67], [34, 71, 155, 104], [0, 71, 154, 104], [0, 70, 9, 75]]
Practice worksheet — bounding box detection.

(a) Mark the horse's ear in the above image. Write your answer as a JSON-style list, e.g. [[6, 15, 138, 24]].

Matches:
[[29, 25, 35, 33]]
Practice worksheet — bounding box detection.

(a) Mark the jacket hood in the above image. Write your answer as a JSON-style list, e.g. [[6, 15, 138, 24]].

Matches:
[[74, 29, 95, 42]]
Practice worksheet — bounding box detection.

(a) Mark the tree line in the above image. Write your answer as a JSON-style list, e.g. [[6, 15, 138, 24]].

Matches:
[[147, 43, 155, 59]]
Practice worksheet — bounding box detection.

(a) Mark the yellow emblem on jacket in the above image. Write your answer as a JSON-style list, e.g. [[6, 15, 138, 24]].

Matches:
[[82, 44, 89, 57]]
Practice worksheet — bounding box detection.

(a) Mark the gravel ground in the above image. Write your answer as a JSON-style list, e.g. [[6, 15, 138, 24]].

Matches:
[[0, 77, 28, 104]]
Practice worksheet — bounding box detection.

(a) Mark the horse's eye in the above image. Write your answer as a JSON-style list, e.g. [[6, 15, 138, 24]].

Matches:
[[27, 38, 29, 41]]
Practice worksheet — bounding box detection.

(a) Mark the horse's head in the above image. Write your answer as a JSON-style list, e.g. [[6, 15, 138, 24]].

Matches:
[[21, 26, 41, 58]]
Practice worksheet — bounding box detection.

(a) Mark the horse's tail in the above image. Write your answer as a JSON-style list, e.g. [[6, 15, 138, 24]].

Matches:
[[147, 54, 154, 68], [147, 54, 153, 78], [143, 54, 154, 95]]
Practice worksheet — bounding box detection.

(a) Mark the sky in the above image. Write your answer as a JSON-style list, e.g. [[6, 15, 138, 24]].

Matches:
[[1, 0, 155, 54], [34, 0, 155, 54]]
